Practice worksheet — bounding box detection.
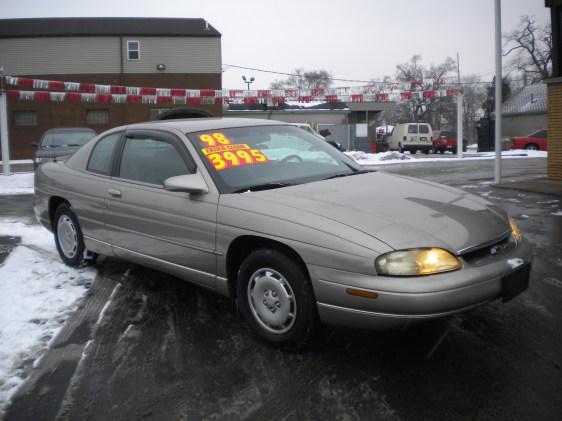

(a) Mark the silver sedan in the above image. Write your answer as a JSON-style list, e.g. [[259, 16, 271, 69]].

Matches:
[[34, 118, 532, 346]]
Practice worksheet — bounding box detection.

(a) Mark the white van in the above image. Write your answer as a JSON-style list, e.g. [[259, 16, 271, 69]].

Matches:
[[388, 123, 433, 153]]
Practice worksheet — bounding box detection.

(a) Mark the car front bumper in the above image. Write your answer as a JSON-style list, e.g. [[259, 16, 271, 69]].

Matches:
[[309, 237, 533, 330]]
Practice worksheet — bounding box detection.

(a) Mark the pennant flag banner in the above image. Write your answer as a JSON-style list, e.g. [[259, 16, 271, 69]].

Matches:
[[5, 76, 462, 105]]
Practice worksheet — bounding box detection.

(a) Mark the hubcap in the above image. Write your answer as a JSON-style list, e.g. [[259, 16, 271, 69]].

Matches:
[[57, 215, 78, 258], [247, 268, 296, 334]]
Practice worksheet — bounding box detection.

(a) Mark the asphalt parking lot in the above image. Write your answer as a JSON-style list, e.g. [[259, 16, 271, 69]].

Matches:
[[2, 157, 562, 421]]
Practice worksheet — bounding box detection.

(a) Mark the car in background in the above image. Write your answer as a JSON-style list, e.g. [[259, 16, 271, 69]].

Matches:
[[34, 118, 532, 347], [387, 123, 433, 153], [510, 129, 547, 151], [33, 128, 97, 168], [432, 130, 467, 154]]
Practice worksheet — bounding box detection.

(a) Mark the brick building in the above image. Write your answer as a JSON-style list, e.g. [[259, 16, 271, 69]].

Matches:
[[0, 17, 222, 159], [545, 1, 562, 180]]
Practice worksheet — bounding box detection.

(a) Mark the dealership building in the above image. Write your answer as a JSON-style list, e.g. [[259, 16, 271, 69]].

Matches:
[[0, 17, 222, 159]]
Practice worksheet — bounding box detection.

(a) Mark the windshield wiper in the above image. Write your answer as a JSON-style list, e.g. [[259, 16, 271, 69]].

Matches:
[[322, 169, 374, 180], [232, 182, 295, 193]]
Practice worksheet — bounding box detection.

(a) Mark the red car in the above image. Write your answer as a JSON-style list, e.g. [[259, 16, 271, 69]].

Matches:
[[510, 129, 547, 151], [432, 131, 467, 154]]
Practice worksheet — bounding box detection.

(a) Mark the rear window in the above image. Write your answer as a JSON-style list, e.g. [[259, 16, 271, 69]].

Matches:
[[419, 125, 430, 134], [407, 125, 418, 134], [87, 133, 121, 175]]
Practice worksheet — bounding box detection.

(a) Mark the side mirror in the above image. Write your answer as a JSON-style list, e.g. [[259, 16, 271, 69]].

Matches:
[[164, 172, 209, 194], [326, 140, 344, 151], [30, 141, 38, 148]]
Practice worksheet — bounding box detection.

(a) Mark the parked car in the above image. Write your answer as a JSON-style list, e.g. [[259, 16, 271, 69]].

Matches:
[[387, 123, 433, 153], [34, 118, 532, 347], [510, 129, 547, 151], [432, 130, 468, 154], [33, 128, 97, 168]]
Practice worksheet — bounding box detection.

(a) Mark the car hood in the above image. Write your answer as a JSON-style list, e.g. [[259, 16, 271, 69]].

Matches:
[[234, 172, 510, 254], [36, 146, 81, 159]]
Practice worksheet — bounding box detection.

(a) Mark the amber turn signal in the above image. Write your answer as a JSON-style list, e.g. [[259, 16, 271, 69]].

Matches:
[[346, 288, 379, 299]]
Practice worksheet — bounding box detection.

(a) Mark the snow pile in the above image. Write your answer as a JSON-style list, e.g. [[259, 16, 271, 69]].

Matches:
[[0, 173, 34, 195], [551, 210, 562, 216], [345, 150, 411, 164], [345, 149, 547, 166], [0, 221, 96, 411]]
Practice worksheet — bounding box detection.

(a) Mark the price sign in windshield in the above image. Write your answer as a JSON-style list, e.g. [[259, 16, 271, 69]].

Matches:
[[198, 133, 269, 171]]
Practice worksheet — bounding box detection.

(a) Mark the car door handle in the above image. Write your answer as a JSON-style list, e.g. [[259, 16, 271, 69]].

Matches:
[[107, 188, 122, 198]]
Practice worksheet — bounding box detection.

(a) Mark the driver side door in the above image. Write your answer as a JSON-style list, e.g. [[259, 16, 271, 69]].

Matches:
[[104, 129, 219, 289]]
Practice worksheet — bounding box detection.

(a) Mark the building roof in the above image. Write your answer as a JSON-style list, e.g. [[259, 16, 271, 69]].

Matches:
[[502, 83, 547, 116], [0, 17, 221, 38]]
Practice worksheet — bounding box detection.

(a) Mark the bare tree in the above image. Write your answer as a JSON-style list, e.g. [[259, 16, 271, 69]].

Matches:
[[394, 55, 457, 128], [461, 75, 487, 144], [270, 68, 332, 90], [504, 15, 552, 83]]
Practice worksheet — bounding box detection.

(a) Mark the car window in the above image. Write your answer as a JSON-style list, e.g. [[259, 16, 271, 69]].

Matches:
[[186, 125, 361, 193], [530, 130, 546, 138], [87, 133, 121, 175], [407, 125, 418, 134], [419, 125, 430, 134], [118, 137, 191, 185], [41, 130, 96, 148]]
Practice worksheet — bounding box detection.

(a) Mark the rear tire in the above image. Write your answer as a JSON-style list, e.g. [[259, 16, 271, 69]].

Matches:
[[237, 249, 318, 347], [53, 203, 90, 267], [525, 143, 539, 150]]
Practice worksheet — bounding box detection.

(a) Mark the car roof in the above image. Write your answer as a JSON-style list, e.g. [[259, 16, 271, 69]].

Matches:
[[43, 127, 96, 133], [123, 118, 291, 133]]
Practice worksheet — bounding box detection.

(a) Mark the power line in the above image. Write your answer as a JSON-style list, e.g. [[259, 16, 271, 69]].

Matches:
[[223, 63, 532, 86]]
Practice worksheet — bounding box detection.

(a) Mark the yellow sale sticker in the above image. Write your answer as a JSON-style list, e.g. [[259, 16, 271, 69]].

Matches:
[[198, 132, 269, 171], [205, 149, 269, 171], [202, 144, 250, 155]]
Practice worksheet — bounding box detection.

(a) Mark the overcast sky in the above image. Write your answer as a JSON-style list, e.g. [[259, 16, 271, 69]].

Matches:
[[1, 0, 550, 89]]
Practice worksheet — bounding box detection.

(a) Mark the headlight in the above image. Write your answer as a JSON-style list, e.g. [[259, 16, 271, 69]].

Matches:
[[375, 248, 462, 276], [509, 216, 521, 243]]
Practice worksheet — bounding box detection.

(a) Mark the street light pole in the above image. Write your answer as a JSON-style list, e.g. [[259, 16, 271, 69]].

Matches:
[[0, 67, 11, 176], [494, 0, 502, 184], [242, 75, 255, 90]]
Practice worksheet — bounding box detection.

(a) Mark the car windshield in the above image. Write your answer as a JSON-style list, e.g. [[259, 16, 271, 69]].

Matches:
[[528, 130, 546, 138], [41, 131, 96, 148], [187, 125, 363, 193]]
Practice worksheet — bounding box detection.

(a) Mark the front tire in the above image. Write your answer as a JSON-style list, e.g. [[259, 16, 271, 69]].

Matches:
[[53, 203, 89, 267], [237, 249, 317, 347]]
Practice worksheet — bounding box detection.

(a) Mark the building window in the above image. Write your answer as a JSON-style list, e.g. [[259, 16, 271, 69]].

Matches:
[[127, 40, 140, 60], [86, 110, 109, 126], [13, 111, 37, 128]]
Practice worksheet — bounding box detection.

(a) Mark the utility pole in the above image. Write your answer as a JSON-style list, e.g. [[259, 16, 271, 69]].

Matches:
[[494, 0, 502, 184], [0, 67, 11, 176], [456, 52, 463, 159]]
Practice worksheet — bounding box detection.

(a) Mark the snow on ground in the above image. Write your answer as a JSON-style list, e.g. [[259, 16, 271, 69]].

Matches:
[[345, 149, 547, 166], [551, 210, 562, 216], [0, 173, 34, 195], [0, 220, 97, 412]]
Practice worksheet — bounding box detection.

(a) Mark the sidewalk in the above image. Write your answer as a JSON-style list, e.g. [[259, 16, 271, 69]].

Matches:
[[496, 178, 562, 197]]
